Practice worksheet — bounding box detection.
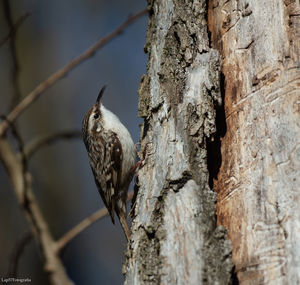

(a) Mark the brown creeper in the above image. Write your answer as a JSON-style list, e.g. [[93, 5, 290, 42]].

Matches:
[[82, 86, 136, 241]]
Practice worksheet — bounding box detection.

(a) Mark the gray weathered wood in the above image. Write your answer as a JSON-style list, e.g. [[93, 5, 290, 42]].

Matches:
[[124, 1, 233, 284]]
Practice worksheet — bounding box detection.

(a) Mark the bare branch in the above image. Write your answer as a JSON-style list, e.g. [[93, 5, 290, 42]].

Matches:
[[24, 130, 82, 159], [0, 139, 74, 285], [2, 1, 28, 109], [7, 232, 33, 277], [0, 8, 148, 137], [0, 115, 28, 189], [55, 191, 134, 253], [0, 11, 30, 48]]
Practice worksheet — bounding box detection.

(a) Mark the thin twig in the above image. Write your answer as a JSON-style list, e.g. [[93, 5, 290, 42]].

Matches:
[[24, 130, 82, 159], [9, 120, 28, 172], [0, 11, 30, 48], [0, 8, 148, 137], [1, 115, 28, 197], [2, 1, 26, 109], [55, 191, 134, 253], [7, 232, 33, 277]]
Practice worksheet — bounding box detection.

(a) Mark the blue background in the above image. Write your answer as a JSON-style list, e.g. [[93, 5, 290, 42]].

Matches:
[[0, 1, 147, 284]]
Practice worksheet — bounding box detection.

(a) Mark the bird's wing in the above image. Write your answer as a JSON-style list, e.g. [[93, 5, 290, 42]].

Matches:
[[90, 131, 122, 224]]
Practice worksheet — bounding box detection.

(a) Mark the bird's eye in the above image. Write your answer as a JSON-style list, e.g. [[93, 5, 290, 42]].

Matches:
[[93, 113, 100, 119]]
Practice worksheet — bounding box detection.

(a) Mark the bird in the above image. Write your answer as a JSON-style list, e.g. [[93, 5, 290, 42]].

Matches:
[[82, 85, 136, 241]]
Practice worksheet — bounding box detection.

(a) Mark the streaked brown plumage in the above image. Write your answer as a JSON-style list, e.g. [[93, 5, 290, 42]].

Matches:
[[82, 86, 136, 240]]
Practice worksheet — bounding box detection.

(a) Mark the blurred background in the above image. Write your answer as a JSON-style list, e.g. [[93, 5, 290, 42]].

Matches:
[[0, 0, 147, 284]]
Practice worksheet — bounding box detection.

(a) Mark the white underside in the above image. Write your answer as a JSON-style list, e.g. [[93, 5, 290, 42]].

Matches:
[[100, 105, 136, 183]]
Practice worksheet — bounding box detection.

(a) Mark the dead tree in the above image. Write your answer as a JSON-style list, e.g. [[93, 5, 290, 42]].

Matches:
[[209, 0, 300, 284], [124, 0, 300, 284], [124, 1, 233, 284]]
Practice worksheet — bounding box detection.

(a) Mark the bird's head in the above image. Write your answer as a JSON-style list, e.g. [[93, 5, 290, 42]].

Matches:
[[82, 85, 107, 145]]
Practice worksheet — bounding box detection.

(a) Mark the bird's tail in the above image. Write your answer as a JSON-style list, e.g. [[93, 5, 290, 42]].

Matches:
[[119, 212, 131, 241]]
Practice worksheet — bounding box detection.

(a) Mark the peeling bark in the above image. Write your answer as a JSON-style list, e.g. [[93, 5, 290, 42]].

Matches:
[[209, 0, 300, 284], [124, 1, 233, 284]]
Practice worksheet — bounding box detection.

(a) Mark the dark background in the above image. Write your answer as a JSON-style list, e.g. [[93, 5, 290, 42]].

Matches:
[[0, 0, 147, 284]]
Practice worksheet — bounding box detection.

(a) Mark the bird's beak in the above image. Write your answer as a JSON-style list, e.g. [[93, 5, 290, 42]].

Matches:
[[96, 85, 107, 105]]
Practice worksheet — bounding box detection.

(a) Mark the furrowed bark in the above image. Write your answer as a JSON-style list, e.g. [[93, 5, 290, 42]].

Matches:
[[209, 0, 300, 284], [124, 1, 233, 284]]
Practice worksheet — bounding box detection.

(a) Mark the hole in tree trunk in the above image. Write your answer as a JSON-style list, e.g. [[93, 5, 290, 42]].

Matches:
[[207, 72, 227, 189]]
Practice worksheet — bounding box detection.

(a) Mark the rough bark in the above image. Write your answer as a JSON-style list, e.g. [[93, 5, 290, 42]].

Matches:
[[124, 1, 233, 284], [209, 0, 300, 284]]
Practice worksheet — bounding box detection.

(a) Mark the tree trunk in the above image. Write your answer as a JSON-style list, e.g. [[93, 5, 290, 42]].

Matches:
[[208, 0, 300, 284], [124, 1, 233, 284]]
